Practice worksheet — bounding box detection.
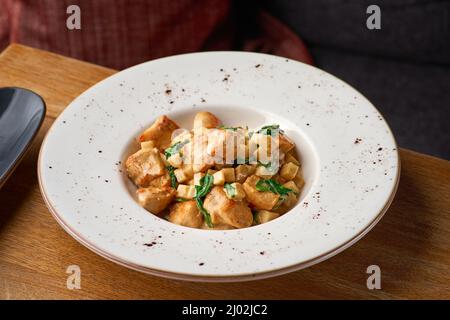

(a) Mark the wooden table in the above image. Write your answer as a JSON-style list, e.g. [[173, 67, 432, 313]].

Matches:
[[0, 44, 449, 300]]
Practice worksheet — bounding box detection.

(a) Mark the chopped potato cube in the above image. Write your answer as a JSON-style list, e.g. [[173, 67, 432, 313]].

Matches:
[[255, 165, 275, 179], [169, 201, 203, 228], [254, 210, 280, 224], [278, 133, 295, 153], [293, 173, 305, 189], [136, 186, 175, 214], [282, 181, 300, 194], [140, 140, 155, 150], [194, 172, 205, 186], [285, 152, 300, 165], [181, 164, 194, 179], [280, 162, 299, 180], [221, 168, 236, 182], [167, 152, 183, 168], [224, 182, 246, 200], [174, 168, 189, 183], [213, 170, 225, 185], [207, 169, 217, 175], [176, 184, 196, 199]]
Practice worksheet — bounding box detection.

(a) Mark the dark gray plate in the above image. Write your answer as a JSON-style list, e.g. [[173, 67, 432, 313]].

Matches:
[[0, 87, 46, 188]]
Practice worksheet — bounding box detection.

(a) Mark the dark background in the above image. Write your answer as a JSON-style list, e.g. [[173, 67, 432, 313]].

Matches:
[[1, 0, 448, 159], [260, 0, 450, 159]]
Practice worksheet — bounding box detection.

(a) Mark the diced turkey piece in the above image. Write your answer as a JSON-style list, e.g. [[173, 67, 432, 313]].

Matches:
[[168, 200, 203, 228], [148, 172, 172, 189], [139, 115, 179, 149], [203, 186, 253, 228], [126, 148, 166, 187], [136, 186, 175, 214], [242, 175, 280, 210]]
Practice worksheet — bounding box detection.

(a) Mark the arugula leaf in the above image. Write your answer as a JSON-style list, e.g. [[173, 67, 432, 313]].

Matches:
[[195, 197, 213, 227], [257, 124, 284, 136], [255, 179, 293, 196], [164, 140, 189, 159], [166, 165, 178, 189], [195, 174, 214, 198], [224, 183, 236, 198], [194, 174, 214, 227]]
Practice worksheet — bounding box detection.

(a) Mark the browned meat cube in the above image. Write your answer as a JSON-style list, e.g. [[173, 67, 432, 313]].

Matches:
[[136, 186, 175, 214], [203, 186, 252, 228], [139, 115, 179, 149], [126, 148, 166, 187], [168, 200, 203, 228]]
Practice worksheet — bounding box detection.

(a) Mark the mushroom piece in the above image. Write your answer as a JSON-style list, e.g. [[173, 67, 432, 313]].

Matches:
[[193, 111, 221, 129]]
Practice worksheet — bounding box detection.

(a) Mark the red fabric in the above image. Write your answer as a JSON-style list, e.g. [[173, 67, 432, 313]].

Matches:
[[0, 0, 312, 69]]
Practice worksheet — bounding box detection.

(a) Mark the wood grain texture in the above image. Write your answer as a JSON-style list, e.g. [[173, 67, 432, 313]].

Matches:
[[0, 44, 449, 300]]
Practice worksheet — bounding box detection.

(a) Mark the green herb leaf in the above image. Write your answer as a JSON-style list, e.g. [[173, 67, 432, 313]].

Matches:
[[224, 183, 236, 198], [164, 140, 189, 159], [175, 197, 189, 202], [166, 166, 178, 189], [257, 124, 283, 136], [194, 174, 214, 199], [195, 197, 213, 227], [255, 179, 293, 196], [193, 174, 214, 227]]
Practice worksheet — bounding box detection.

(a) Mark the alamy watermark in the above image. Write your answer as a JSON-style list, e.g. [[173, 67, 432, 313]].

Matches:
[[66, 265, 81, 290], [66, 5, 81, 30], [366, 5, 381, 30], [366, 265, 381, 289]]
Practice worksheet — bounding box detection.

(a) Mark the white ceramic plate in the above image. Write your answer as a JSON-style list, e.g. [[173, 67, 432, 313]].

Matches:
[[38, 52, 400, 282]]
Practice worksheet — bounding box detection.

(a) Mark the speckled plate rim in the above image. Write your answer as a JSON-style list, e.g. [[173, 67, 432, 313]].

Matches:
[[38, 164, 400, 282], [37, 51, 401, 282]]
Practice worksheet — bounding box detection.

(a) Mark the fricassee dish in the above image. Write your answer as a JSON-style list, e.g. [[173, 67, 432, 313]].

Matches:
[[125, 111, 304, 230]]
